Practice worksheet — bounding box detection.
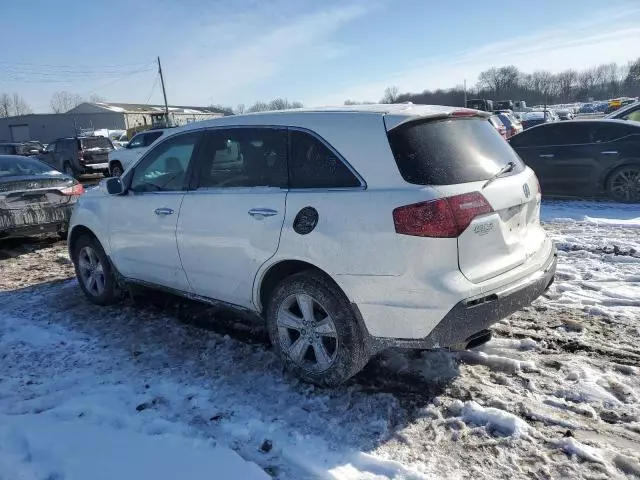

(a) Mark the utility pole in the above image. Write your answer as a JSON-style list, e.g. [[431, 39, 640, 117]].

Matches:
[[157, 56, 170, 126], [463, 79, 467, 107]]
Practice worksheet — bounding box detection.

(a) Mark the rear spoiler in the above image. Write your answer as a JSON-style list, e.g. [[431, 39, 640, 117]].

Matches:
[[384, 108, 490, 131]]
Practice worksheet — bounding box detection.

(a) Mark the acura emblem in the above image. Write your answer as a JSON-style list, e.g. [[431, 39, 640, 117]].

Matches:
[[523, 183, 531, 198]]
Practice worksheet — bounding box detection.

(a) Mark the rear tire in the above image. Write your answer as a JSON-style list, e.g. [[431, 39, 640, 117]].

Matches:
[[110, 162, 123, 177], [266, 271, 368, 387], [606, 165, 640, 203], [72, 235, 124, 306]]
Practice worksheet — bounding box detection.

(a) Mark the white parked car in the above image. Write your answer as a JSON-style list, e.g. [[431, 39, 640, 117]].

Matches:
[[68, 105, 557, 386], [107, 129, 167, 176]]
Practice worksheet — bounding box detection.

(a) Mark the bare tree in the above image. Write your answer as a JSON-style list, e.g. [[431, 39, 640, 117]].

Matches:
[[381, 86, 400, 104], [247, 99, 303, 112], [555, 70, 578, 102], [89, 94, 105, 103], [235, 104, 245, 114], [12, 93, 32, 115], [50, 91, 84, 113], [625, 58, 640, 96], [0, 94, 13, 117]]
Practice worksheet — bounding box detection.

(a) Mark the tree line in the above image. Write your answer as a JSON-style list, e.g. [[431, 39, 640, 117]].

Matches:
[[385, 58, 640, 107]]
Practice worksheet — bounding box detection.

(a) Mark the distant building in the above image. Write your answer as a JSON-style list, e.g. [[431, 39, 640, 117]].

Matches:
[[0, 102, 224, 143]]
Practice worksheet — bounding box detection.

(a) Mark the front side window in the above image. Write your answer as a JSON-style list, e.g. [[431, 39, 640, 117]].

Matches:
[[196, 128, 287, 188], [128, 134, 145, 149], [130, 132, 199, 193], [289, 130, 360, 188]]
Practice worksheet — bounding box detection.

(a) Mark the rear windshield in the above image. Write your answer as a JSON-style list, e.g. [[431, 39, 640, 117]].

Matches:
[[387, 118, 524, 185], [81, 137, 113, 149], [0, 156, 59, 178]]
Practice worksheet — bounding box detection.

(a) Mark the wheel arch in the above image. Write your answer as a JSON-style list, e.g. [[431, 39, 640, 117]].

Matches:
[[602, 159, 640, 189], [256, 259, 350, 314], [68, 225, 99, 258]]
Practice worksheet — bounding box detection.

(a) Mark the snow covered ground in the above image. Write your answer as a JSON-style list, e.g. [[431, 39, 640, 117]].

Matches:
[[1, 199, 639, 479]]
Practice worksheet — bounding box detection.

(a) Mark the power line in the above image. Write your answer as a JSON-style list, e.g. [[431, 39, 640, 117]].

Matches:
[[145, 74, 160, 104]]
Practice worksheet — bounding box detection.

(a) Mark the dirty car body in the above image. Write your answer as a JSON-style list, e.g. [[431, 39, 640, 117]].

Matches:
[[0, 155, 83, 238]]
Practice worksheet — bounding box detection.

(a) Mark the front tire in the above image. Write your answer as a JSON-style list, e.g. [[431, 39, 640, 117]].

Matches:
[[607, 165, 640, 203], [72, 235, 124, 306], [266, 271, 368, 387]]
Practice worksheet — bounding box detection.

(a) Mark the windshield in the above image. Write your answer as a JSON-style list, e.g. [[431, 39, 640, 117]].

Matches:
[[387, 118, 524, 185], [0, 156, 61, 178], [81, 137, 113, 149]]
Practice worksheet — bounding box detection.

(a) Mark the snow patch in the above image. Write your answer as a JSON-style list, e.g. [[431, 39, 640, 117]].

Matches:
[[549, 436, 604, 464], [460, 401, 530, 437]]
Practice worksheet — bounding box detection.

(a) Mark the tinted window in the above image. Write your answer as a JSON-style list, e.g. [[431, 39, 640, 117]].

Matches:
[[0, 145, 17, 155], [289, 130, 360, 188], [81, 137, 112, 149], [144, 131, 163, 146], [510, 123, 586, 147], [388, 118, 524, 185], [130, 133, 199, 192], [196, 128, 287, 188], [591, 123, 634, 143]]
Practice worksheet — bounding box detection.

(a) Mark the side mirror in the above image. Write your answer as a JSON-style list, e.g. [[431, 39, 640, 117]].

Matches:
[[105, 177, 125, 195], [125, 142, 132, 149]]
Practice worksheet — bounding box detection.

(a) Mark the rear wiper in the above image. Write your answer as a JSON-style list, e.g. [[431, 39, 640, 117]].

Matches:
[[482, 161, 515, 189]]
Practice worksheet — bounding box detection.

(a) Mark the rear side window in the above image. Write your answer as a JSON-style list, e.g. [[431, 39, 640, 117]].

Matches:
[[81, 137, 112, 149], [144, 131, 163, 146], [388, 118, 524, 185], [289, 130, 361, 188], [509, 126, 555, 147]]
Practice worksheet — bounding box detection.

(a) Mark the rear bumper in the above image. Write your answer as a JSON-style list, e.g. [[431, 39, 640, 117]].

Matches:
[[81, 162, 109, 172], [362, 246, 557, 351], [0, 204, 74, 238]]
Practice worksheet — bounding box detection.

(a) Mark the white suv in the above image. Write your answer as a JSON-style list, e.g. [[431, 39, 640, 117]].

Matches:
[[108, 129, 166, 176], [69, 105, 557, 386]]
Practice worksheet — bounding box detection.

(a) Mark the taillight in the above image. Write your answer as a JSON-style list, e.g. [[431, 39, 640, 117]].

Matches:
[[60, 183, 85, 196], [451, 109, 478, 117], [393, 192, 493, 238]]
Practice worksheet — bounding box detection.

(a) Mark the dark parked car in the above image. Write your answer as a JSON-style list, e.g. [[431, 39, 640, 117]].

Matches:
[[520, 111, 556, 129], [0, 142, 43, 157], [509, 119, 640, 202], [0, 155, 84, 238], [606, 101, 640, 122], [38, 136, 114, 178]]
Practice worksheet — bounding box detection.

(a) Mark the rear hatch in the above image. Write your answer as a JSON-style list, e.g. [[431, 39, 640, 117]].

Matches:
[[387, 115, 547, 283], [81, 137, 113, 165]]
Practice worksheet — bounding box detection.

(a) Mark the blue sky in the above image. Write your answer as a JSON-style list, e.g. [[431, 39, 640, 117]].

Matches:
[[2, 0, 640, 112]]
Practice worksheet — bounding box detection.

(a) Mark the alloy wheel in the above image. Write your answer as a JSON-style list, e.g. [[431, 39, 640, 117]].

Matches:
[[610, 168, 640, 202], [112, 164, 123, 177], [78, 246, 106, 297], [276, 293, 338, 373]]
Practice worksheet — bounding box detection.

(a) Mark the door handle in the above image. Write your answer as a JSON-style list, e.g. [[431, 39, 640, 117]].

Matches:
[[154, 207, 174, 216], [539, 154, 554, 158], [248, 208, 278, 219], [600, 150, 618, 155]]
